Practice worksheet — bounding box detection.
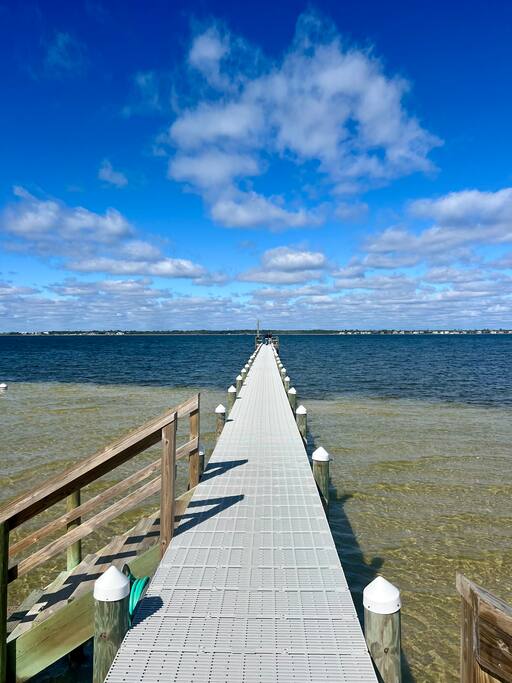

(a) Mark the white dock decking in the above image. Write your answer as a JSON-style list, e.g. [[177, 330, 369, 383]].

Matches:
[[106, 344, 377, 682]]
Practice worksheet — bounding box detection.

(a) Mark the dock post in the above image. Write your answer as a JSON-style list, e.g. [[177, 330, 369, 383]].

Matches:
[[296, 405, 307, 441], [363, 576, 402, 683], [288, 387, 297, 414], [312, 446, 329, 513], [0, 522, 8, 683], [160, 413, 177, 558], [198, 443, 205, 477], [236, 374, 243, 396], [188, 396, 201, 488], [241, 368, 247, 384], [215, 404, 226, 441], [93, 566, 130, 683], [227, 385, 236, 413], [284, 376, 290, 392], [66, 489, 82, 570], [280, 368, 287, 384]]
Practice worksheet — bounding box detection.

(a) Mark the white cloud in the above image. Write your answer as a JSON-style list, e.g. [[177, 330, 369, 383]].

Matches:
[[68, 256, 205, 278], [169, 151, 259, 189], [239, 246, 327, 284], [365, 187, 512, 266], [210, 192, 318, 229], [0, 188, 217, 283], [98, 160, 128, 187], [4, 187, 132, 254], [161, 11, 439, 229]]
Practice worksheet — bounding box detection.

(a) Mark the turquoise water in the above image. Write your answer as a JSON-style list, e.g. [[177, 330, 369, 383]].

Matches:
[[1, 334, 511, 681]]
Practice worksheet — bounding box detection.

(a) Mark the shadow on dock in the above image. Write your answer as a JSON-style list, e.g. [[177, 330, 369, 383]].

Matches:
[[306, 432, 416, 683]]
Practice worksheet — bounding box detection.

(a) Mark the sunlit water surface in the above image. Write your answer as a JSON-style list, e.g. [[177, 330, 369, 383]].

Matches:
[[0, 335, 511, 682]]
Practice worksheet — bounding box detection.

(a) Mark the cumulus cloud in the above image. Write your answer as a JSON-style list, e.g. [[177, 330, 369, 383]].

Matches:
[[239, 246, 327, 284], [161, 11, 439, 229], [364, 187, 512, 267], [98, 160, 128, 187], [0, 187, 214, 282]]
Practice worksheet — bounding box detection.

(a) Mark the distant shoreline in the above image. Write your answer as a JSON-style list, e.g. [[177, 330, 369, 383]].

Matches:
[[1, 329, 511, 337]]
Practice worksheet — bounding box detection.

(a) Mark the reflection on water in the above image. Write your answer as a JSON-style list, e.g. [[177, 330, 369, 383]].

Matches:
[[1, 383, 511, 681]]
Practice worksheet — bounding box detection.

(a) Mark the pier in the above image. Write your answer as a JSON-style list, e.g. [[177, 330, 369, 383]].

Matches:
[[105, 341, 376, 682], [1, 338, 512, 681]]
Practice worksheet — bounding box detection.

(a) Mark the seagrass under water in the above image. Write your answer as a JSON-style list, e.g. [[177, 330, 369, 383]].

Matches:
[[106, 344, 377, 682]]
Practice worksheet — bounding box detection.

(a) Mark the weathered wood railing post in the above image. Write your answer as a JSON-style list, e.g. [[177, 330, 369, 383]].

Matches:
[[280, 368, 286, 384], [288, 386, 297, 414], [296, 404, 307, 441], [160, 412, 177, 558], [241, 368, 247, 384], [456, 572, 512, 683], [92, 566, 130, 683], [284, 375, 290, 392], [227, 385, 236, 413], [215, 404, 226, 440], [312, 446, 329, 513], [66, 490, 82, 570], [188, 395, 201, 487], [0, 522, 8, 683], [363, 576, 402, 683], [236, 374, 243, 396]]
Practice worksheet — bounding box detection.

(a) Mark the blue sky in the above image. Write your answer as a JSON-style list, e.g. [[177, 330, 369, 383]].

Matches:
[[1, 0, 512, 330]]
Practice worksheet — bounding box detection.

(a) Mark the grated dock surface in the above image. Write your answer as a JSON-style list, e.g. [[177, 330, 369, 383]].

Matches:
[[106, 344, 377, 682]]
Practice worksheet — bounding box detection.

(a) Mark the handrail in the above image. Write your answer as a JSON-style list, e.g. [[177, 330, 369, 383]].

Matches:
[[0, 394, 198, 531]]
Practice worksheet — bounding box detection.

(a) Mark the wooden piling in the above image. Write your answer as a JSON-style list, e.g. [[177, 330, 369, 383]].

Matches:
[[296, 404, 307, 441], [0, 522, 8, 683], [288, 387, 297, 414], [280, 368, 287, 384], [93, 566, 130, 683], [215, 404, 226, 441], [66, 490, 82, 571], [227, 385, 236, 413], [241, 368, 247, 384], [363, 576, 402, 683], [236, 374, 243, 395], [312, 446, 329, 513], [284, 376, 290, 392], [160, 414, 177, 558]]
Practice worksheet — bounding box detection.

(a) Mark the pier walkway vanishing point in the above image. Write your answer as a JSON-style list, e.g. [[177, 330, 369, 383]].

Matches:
[[106, 343, 377, 682]]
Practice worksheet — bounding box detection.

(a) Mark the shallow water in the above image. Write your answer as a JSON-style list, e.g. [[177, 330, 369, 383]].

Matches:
[[1, 335, 511, 681]]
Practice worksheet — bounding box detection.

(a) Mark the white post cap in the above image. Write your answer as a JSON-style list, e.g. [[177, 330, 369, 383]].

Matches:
[[244, 363, 250, 369], [0, 383, 7, 390], [228, 385, 236, 393], [241, 369, 247, 375], [94, 565, 130, 602], [284, 376, 290, 382], [296, 404, 307, 415], [215, 404, 226, 414], [288, 387, 296, 395], [363, 576, 401, 614], [281, 368, 286, 375], [312, 446, 329, 462], [236, 374, 243, 380]]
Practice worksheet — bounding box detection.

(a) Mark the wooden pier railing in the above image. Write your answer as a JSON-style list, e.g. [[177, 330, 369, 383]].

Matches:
[[0, 393, 200, 682], [457, 573, 512, 682]]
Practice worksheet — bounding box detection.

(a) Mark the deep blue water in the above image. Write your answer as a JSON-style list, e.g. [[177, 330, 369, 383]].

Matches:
[[0, 334, 511, 406]]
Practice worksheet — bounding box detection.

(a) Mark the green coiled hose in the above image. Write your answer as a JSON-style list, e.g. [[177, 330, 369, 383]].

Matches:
[[122, 564, 150, 621]]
